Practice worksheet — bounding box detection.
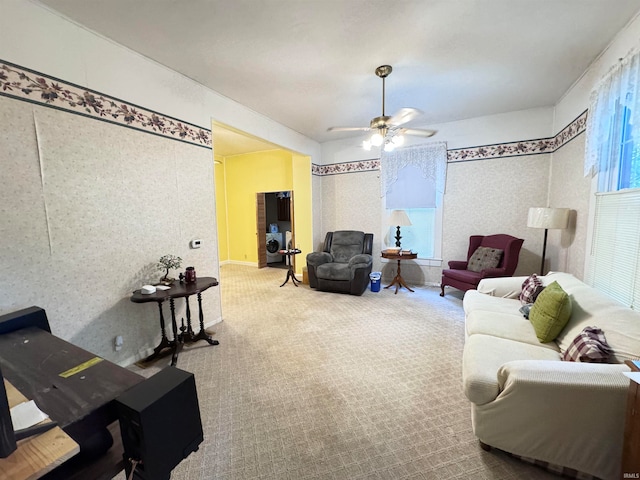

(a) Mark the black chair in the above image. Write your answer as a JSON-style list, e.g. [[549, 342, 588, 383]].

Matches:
[[306, 231, 374, 295]]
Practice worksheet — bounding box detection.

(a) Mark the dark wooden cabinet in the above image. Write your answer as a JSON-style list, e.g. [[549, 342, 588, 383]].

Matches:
[[277, 196, 290, 221]]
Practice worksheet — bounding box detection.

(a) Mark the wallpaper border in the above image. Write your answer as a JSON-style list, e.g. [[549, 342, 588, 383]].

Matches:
[[314, 110, 588, 175], [0, 60, 212, 149], [0, 59, 587, 165]]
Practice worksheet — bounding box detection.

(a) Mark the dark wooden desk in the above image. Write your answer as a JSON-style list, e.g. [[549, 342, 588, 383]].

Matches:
[[0, 380, 79, 480], [381, 251, 418, 294], [131, 277, 219, 366], [0, 327, 143, 479]]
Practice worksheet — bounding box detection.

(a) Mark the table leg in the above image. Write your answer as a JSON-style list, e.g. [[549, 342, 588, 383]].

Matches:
[[384, 260, 414, 294], [141, 301, 174, 363], [280, 255, 300, 287], [179, 296, 196, 342], [187, 292, 219, 346], [169, 298, 183, 366]]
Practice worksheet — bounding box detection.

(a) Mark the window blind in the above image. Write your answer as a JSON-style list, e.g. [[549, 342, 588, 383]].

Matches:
[[587, 188, 640, 309], [385, 164, 436, 208]]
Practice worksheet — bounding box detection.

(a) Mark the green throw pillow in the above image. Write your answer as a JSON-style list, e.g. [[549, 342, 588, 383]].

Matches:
[[529, 281, 572, 343]]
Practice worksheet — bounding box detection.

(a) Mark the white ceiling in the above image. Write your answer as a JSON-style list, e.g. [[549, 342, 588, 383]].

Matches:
[[38, 0, 640, 154]]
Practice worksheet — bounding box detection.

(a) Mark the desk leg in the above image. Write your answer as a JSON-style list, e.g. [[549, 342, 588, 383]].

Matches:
[[142, 301, 174, 363]]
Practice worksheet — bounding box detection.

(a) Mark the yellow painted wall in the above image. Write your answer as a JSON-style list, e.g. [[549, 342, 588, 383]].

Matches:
[[225, 150, 294, 264], [292, 153, 312, 274], [214, 156, 229, 262]]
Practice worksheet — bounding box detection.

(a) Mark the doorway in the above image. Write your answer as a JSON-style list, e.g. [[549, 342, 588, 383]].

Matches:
[[256, 191, 294, 269]]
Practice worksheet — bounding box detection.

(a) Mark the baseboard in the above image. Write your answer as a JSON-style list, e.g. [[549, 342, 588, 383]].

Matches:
[[224, 260, 258, 267], [119, 316, 223, 368]]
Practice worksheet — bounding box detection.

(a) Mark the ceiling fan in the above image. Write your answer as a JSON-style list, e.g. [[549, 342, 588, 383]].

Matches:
[[328, 65, 437, 150]]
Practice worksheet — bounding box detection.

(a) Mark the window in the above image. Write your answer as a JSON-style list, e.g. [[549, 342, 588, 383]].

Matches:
[[587, 189, 640, 309], [380, 143, 447, 260], [585, 47, 640, 307], [618, 107, 640, 190]]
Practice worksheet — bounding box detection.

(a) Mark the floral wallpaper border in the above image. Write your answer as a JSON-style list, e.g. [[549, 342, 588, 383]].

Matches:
[[0, 60, 212, 149], [313, 110, 588, 175], [0, 59, 587, 167], [312, 159, 380, 176]]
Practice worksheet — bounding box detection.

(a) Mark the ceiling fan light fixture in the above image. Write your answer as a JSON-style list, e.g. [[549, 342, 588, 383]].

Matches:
[[391, 134, 404, 147], [370, 132, 384, 147], [384, 142, 395, 152], [328, 65, 437, 146]]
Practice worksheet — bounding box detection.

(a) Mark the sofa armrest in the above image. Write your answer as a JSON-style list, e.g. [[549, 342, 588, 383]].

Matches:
[[476, 276, 528, 298], [498, 359, 630, 392], [306, 251, 332, 267], [475, 360, 630, 479], [349, 254, 372, 268], [479, 267, 508, 278], [448, 260, 468, 269]]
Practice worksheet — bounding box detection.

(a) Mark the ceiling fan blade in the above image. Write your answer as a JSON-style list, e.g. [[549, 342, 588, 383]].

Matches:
[[401, 128, 437, 138], [327, 126, 372, 132], [388, 108, 423, 127]]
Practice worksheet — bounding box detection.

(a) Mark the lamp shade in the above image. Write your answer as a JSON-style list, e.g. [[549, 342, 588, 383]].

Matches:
[[388, 209, 412, 226], [527, 207, 570, 229]]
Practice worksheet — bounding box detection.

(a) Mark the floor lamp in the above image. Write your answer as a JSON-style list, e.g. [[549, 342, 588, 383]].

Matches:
[[527, 207, 570, 275], [388, 210, 412, 248]]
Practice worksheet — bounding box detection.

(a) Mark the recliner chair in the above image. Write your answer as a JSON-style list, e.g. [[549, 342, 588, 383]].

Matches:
[[440, 234, 524, 296], [306, 231, 373, 295]]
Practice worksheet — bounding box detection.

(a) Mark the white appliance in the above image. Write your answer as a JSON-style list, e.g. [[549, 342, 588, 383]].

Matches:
[[266, 233, 283, 264]]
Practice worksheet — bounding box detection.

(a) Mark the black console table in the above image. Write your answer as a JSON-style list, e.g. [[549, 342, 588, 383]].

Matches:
[[131, 277, 219, 366]]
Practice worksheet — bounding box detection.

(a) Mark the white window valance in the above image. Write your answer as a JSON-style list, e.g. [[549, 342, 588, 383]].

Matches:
[[380, 142, 448, 208], [585, 45, 640, 181]]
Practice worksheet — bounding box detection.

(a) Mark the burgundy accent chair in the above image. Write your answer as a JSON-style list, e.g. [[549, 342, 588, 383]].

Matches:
[[440, 234, 524, 296]]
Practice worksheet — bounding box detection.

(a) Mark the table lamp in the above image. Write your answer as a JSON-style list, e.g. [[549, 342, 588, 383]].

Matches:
[[527, 207, 570, 275], [388, 210, 412, 248]]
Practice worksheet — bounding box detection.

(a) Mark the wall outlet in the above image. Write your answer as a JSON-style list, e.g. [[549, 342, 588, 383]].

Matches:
[[114, 335, 123, 352], [190, 239, 202, 249]]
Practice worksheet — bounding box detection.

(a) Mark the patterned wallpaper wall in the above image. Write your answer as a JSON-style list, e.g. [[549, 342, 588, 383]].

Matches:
[[0, 95, 220, 365], [313, 110, 587, 176], [0, 60, 212, 149], [316, 112, 588, 284], [0, 57, 589, 308]]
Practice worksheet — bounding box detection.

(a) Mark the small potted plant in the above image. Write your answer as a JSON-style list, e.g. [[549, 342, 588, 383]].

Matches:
[[158, 254, 182, 285]]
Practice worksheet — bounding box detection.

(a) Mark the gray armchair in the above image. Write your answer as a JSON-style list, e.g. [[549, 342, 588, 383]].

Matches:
[[306, 231, 374, 295]]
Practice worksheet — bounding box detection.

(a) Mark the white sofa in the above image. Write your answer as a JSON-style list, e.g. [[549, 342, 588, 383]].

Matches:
[[462, 272, 640, 480]]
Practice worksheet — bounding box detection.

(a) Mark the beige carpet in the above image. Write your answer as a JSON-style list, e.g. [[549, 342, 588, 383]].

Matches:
[[119, 264, 558, 480]]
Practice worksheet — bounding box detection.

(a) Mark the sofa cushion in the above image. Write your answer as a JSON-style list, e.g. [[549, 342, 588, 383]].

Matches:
[[330, 231, 365, 263], [545, 272, 640, 363], [463, 334, 560, 405], [529, 281, 572, 343], [519, 274, 544, 304], [316, 262, 351, 281], [444, 268, 483, 284], [463, 289, 523, 317], [466, 310, 560, 351], [467, 247, 503, 273], [562, 327, 613, 363]]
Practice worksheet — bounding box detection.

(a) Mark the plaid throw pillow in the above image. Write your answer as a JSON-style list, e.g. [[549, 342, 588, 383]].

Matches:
[[562, 327, 613, 363], [520, 274, 544, 304]]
